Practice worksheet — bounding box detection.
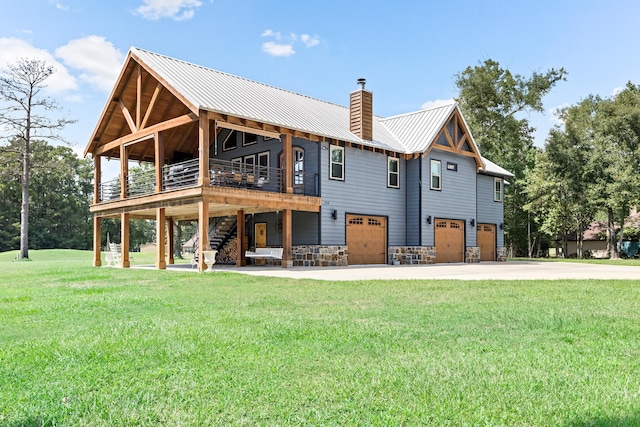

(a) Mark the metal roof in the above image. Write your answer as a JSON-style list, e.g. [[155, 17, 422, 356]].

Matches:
[[128, 48, 512, 177], [480, 157, 514, 177]]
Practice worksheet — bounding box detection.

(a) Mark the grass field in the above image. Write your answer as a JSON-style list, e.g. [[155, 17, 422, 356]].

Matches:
[[1, 250, 640, 425]]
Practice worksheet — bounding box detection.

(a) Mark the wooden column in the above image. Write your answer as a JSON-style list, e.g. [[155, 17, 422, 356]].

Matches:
[[156, 208, 166, 269], [236, 209, 246, 266], [120, 144, 128, 199], [197, 201, 209, 272], [154, 131, 164, 193], [282, 209, 293, 268], [198, 110, 210, 186], [93, 155, 101, 204], [283, 133, 293, 193], [120, 212, 130, 268], [167, 217, 175, 265], [93, 215, 102, 267]]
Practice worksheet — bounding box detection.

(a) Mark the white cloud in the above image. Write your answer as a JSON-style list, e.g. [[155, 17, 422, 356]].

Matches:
[[0, 37, 77, 94], [611, 86, 624, 97], [261, 29, 321, 57], [135, 0, 203, 21], [55, 35, 124, 92], [262, 42, 295, 57], [548, 103, 570, 126], [300, 34, 319, 48], [421, 99, 455, 110]]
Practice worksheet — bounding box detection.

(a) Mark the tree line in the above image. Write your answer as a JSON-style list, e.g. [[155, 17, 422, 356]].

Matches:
[[1, 58, 639, 258]]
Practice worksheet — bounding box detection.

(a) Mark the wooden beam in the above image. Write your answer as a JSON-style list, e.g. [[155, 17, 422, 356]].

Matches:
[[197, 201, 209, 271], [156, 208, 166, 269], [167, 217, 175, 265], [118, 98, 137, 133], [155, 132, 164, 193], [136, 65, 142, 130], [120, 144, 128, 200], [95, 113, 198, 156], [198, 110, 210, 186], [236, 209, 245, 266], [141, 82, 162, 129], [215, 120, 282, 139], [93, 155, 101, 204], [283, 133, 293, 194], [121, 212, 131, 268], [93, 216, 102, 267], [281, 209, 292, 268]]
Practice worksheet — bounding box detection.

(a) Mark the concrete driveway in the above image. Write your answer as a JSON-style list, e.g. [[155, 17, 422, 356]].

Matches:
[[210, 261, 640, 281]]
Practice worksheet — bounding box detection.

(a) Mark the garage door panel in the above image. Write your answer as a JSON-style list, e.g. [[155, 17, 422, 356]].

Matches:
[[346, 215, 386, 265], [435, 219, 464, 263], [477, 224, 496, 261]]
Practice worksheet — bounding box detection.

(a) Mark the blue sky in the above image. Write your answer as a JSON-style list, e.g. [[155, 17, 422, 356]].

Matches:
[[1, 0, 639, 175]]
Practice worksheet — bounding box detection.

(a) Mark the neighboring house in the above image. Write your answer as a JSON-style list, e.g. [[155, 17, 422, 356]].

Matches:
[[85, 47, 512, 271]]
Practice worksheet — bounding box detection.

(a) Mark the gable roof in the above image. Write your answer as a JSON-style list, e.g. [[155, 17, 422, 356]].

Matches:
[[86, 47, 512, 177]]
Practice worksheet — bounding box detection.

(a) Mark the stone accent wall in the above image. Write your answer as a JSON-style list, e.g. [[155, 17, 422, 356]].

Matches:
[[466, 246, 480, 263], [388, 246, 437, 265], [256, 245, 348, 267], [497, 247, 507, 262]]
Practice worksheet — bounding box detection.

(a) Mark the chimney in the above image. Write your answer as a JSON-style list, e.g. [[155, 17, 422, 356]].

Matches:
[[350, 78, 373, 141]]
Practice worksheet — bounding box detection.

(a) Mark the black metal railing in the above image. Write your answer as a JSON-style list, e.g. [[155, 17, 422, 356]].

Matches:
[[97, 157, 319, 202]]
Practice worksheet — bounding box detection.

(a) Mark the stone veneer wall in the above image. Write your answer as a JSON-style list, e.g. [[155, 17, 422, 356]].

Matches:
[[388, 246, 437, 265], [466, 246, 480, 263], [257, 245, 348, 267], [497, 247, 507, 262]]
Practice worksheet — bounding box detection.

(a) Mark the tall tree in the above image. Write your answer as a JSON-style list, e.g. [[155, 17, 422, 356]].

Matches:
[[0, 139, 93, 251], [0, 58, 74, 259], [455, 59, 567, 255]]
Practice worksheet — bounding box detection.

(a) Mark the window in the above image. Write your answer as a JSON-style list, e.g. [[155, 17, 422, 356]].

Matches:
[[330, 145, 344, 180], [231, 157, 242, 170], [294, 148, 304, 186], [243, 133, 257, 146], [388, 157, 399, 188], [430, 159, 441, 190], [257, 151, 270, 180], [243, 154, 256, 174], [222, 130, 237, 151], [494, 177, 503, 202]]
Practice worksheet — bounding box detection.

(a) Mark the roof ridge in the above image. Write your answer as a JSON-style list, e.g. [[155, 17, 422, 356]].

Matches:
[[381, 102, 456, 122], [131, 47, 353, 112]]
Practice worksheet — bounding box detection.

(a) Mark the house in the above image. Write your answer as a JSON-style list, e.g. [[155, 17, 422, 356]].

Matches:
[[84, 47, 513, 271]]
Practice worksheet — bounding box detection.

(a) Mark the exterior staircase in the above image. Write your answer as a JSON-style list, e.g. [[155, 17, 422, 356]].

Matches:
[[192, 216, 237, 264]]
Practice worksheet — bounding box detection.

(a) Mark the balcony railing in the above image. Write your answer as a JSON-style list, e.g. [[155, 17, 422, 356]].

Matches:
[[97, 158, 318, 202]]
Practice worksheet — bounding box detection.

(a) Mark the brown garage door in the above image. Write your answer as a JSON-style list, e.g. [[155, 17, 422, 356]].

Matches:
[[477, 224, 496, 261], [435, 219, 464, 263], [346, 215, 387, 264]]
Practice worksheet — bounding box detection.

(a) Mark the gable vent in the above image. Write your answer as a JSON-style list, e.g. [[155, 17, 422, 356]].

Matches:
[[349, 78, 373, 141]]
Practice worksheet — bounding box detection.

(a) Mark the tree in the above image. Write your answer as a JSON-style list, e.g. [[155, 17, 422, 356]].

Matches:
[[0, 139, 93, 251], [455, 59, 567, 255], [0, 58, 74, 259]]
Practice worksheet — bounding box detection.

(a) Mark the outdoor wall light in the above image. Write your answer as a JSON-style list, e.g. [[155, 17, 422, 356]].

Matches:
[[426, 215, 432, 224], [470, 218, 475, 227], [331, 209, 338, 220], [499, 222, 504, 230]]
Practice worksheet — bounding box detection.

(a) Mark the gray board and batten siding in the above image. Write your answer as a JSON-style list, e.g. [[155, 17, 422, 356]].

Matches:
[[421, 148, 478, 247], [319, 141, 406, 246]]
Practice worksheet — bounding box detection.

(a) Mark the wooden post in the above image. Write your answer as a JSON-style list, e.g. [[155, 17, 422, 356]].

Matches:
[[121, 212, 130, 268], [197, 201, 209, 271], [168, 217, 175, 265], [155, 131, 164, 193], [156, 208, 166, 269], [236, 209, 246, 266], [120, 144, 128, 200], [198, 110, 210, 186], [93, 155, 101, 204], [93, 215, 102, 267], [282, 209, 293, 268], [283, 133, 293, 194]]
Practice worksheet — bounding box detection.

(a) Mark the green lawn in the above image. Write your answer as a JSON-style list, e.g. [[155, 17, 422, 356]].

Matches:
[[1, 251, 640, 425]]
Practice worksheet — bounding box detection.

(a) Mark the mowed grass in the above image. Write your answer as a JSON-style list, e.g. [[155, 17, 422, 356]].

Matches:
[[1, 251, 640, 426]]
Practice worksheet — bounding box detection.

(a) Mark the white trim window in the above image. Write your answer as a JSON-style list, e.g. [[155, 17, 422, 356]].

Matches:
[[430, 159, 441, 190], [222, 130, 237, 151], [257, 151, 270, 180], [388, 156, 399, 188], [330, 145, 344, 180], [494, 177, 503, 202]]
